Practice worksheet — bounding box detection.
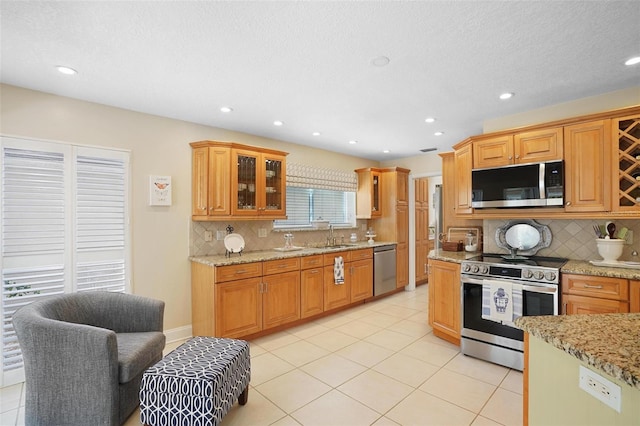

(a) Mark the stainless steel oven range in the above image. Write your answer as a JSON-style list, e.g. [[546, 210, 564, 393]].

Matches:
[[460, 254, 567, 371]]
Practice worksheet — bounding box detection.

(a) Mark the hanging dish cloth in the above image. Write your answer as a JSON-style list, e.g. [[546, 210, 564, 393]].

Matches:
[[481, 279, 513, 324], [333, 256, 345, 284]]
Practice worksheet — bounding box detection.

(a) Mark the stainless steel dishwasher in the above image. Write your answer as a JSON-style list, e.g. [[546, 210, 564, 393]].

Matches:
[[373, 245, 397, 296]]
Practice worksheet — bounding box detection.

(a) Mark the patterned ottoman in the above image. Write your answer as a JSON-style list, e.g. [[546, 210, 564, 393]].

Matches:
[[139, 336, 251, 426]]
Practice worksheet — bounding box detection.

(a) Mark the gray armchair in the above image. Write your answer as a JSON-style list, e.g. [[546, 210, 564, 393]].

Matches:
[[12, 291, 165, 426]]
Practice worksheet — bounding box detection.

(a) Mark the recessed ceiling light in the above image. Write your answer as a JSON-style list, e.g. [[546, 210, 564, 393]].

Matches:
[[56, 66, 77, 75], [371, 56, 390, 67], [425, 117, 436, 123], [220, 106, 233, 113], [625, 56, 640, 66], [273, 120, 284, 126], [434, 131, 444, 136], [312, 132, 321, 136], [499, 92, 514, 100], [383, 149, 390, 154], [348, 140, 357, 144]]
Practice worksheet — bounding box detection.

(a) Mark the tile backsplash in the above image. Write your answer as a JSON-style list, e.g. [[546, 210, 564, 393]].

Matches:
[[483, 219, 640, 261], [190, 220, 370, 256]]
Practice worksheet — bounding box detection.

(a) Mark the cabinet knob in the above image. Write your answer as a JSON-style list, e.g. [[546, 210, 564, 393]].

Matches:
[[508, 156, 513, 160], [566, 201, 572, 206], [515, 155, 519, 159]]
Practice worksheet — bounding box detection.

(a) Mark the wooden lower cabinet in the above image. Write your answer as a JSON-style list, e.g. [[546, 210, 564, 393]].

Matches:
[[323, 264, 350, 311], [561, 273, 629, 315], [562, 294, 629, 315], [215, 277, 263, 337], [262, 270, 300, 329], [428, 259, 461, 345], [350, 258, 374, 302], [631, 280, 640, 313], [301, 258, 324, 319]]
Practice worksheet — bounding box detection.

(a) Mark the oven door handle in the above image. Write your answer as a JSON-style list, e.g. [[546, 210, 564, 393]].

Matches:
[[462, 275, 558, 294]]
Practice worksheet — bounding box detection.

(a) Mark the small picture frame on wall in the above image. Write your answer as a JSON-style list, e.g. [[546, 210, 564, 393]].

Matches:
[[149, 175, 172, 206]]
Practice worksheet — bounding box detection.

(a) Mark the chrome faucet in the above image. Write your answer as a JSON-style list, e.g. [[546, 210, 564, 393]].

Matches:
[[327, 225, 336, 247]]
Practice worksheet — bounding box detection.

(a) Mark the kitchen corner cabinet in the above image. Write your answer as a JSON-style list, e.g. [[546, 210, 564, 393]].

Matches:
[[355, 168, 382, 219], [373, 168, 410, 288], [564, 120, 612, 213], [611, 114, 640, 212], [190, 141, 288, 221], [453, 140, 473, 215], [561, 274, 629, 315], [472, 127, 563, 169], [428, 259, 461, 345]]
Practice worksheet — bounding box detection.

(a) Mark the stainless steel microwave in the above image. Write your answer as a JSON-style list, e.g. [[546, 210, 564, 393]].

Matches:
[[471, 160, 564, 208]]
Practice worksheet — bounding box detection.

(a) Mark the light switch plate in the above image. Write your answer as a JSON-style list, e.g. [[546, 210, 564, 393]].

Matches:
[[204, 231, 213, 242], [258, 228, 268, 238], [216, 230, 225, 241]]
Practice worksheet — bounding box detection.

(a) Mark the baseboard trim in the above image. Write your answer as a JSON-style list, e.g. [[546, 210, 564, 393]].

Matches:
[[164, 325, 192, 344]]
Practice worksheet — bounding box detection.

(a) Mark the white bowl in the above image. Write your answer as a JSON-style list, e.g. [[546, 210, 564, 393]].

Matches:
[[596, 238, 624, 262]]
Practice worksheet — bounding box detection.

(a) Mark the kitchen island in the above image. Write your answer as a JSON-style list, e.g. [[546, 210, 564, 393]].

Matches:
[[515, 314, 640, 425]]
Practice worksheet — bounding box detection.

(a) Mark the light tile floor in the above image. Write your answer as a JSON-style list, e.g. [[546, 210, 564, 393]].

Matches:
[[0, 285, 523, 426]]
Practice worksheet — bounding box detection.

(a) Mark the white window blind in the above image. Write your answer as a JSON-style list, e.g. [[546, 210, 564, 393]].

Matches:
[[0, 137, 130, 386]]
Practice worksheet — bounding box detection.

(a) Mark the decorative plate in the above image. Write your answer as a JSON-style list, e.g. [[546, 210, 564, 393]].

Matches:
[[495, 220, 551, 255], [224, 233, 245, 253]]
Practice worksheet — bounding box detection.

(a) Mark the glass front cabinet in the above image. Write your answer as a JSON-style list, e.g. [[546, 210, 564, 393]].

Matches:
[[190, 141, 287, 220]]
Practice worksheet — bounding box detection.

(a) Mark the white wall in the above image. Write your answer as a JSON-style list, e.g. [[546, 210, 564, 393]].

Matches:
[[0, 84, 378, 332]]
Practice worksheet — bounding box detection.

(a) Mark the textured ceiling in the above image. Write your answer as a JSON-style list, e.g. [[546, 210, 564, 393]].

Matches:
[[1, 1, 639, 161]]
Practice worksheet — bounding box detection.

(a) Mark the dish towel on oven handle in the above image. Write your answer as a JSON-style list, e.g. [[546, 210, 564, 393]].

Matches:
[[333, 256, 345, 284], [481, 279, 521, 325]]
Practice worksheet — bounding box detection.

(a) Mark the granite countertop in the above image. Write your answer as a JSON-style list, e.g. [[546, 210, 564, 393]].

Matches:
[[190, 241, 396, 267], [515, 314, 640, 390], [428, 249, 479, 263], [562, 259, 640, 280]]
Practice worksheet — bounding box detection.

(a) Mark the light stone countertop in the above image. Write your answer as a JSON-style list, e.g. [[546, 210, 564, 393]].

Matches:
[[515, 314, 640, 390], [190, 241, 396, 267]]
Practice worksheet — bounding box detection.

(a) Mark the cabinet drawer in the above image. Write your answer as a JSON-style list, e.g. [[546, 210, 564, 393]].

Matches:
[[350, 248, 373, 261], [301, 255, 323, 270], [215, 262, 262, 283], [263, 257, 300, 275], [561, 274, 628, 301], [563, 294, 629, 315], [323, 251, 350, 266]]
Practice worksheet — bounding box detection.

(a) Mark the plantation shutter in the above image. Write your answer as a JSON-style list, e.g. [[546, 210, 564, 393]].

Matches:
[[0, 137, 130, 386]]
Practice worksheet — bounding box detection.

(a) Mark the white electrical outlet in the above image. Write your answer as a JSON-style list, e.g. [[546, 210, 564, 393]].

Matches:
[[204, 231, 213, 242], [216, 230, 225, 241], [258, 228, 268, 238], [579, 366, 621, 412]]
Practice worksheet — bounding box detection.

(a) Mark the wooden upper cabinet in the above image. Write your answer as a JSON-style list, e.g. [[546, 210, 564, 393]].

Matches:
[[473, 127, 562, 169], [355, 168, 382, 218], [515, 127, 563, 163], [564, 120, 611, 212], [454, 141, 473, 214], [190, 141, 287, 221], [611, 114, 640, 212], [473, 135, 514, 169]]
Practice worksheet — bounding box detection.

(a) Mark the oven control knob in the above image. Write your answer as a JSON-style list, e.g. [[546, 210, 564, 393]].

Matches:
[[522, 269, 534, 279], [471, 265, 479, 273], [480, 266, 489, 274], [545, 272, 557, 281], [462, 264, 471, 273], [534, 271, 545, 280]]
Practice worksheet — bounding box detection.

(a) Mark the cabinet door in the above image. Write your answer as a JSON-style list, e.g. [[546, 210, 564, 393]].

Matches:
[[473, 135, 514, 169], [207, 146, 231, 216], [323, 265, 350, 311], [428, 260, 461, 344], [630, 280, 640, 313], [356, 169, 382, 219], [454, 143, 474, 214], [262, 152, 286, 217], [350, 258, 373, 302], [564, 120, 611, 212], [192, 147, 209, 216], [396, 170, 409, 205], [262, 270, 300, 329], [301, 267, 324, 318], [215, 277, 262, 338], [231, 148, 260, 216], [515, 127, 563, 164], [562, 294, 629, 315]]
